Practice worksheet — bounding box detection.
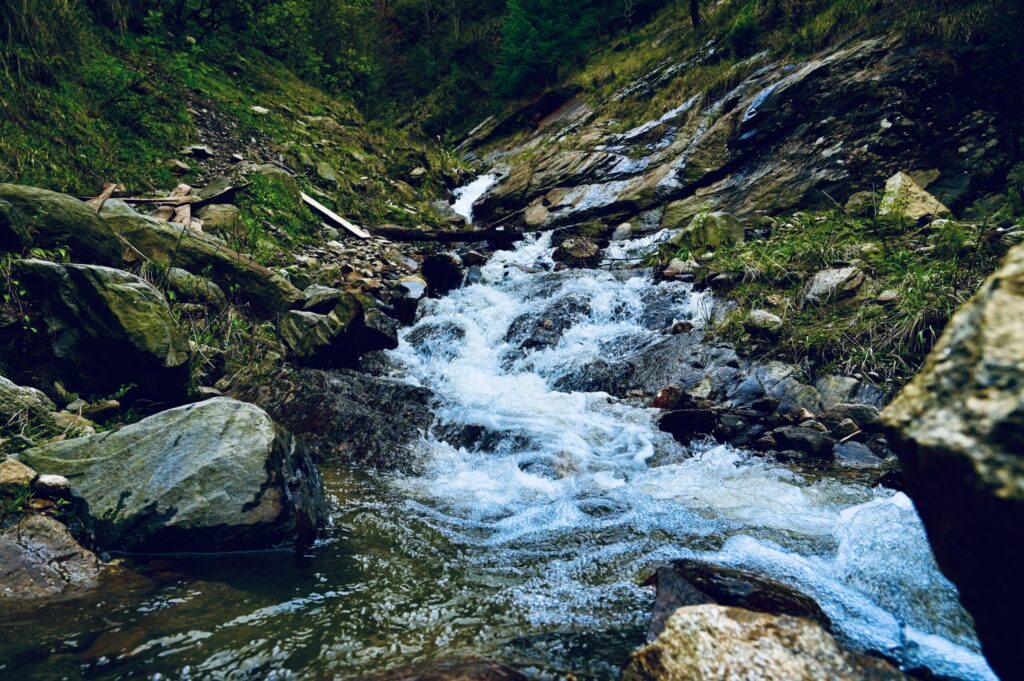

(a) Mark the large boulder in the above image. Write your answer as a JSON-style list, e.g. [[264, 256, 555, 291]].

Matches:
[[878, 172, 951, 222], [882, 242, 1024, 679], [0, 198, 32, 251], [101, 201, 302, 317], [0, 515, 102, 601], [13, 260, 190, 399], [18, 398, 326, 552], [231, 366, 435, 473], [624, 605, 906, 681], [0, 184, 122, 265], [278, 293, 365, 368]]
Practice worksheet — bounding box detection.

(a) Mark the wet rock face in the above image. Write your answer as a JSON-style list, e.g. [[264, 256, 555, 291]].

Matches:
[[624, 605, 907, 681], [18, 398, 326, 552], [882, 242, 1024, 679], [12, 259, 191, 400], [232, 366, 435, 474], [422, 253, 464, 297], [0, 515, 102, 601], [278, 293, 366, 368], [474, 39, 1012, 228]]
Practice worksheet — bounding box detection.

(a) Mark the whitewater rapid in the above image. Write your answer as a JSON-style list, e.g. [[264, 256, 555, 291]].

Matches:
[[388, 231, 995, 680]]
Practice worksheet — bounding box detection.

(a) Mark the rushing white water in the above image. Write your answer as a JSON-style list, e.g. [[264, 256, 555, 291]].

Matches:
[[389, 232, 996, 680], [451, 174, 498, 223]]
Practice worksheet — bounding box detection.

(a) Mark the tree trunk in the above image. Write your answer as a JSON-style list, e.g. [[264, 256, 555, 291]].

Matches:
[[689, 0, 701, 28]]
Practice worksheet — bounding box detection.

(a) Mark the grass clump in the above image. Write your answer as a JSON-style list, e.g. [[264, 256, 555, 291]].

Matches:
[[671, 207, 1004, 386]]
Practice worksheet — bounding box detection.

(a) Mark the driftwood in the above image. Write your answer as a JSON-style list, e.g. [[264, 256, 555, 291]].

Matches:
[[374, 224, 521, 244], [301, 192, 370, 239]]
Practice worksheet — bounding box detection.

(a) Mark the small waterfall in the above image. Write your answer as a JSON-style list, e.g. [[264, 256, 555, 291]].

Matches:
[[451, 174, 498, 223]]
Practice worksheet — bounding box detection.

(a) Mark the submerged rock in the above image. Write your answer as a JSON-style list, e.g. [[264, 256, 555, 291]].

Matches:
[[0, 184, 122, 266], [232, 366, 435, 473], [13, 259, 190, 400], [0, 515, 102, 601], [882, 242, 1024, 678], [18, 398, 326, 552], [624, 605, 906, 680]]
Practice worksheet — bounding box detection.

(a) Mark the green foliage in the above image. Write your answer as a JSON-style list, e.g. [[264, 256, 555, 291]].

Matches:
[[675, 208, 1003, 385]]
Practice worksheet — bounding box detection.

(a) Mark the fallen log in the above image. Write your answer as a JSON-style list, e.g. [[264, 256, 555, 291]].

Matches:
[[374, 224, 522, 244]]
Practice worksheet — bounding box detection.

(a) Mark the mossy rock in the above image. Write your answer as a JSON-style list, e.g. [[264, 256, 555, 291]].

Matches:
[[0, 184, 121, 265]]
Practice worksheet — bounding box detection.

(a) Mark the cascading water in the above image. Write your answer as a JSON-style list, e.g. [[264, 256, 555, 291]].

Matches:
[[451, 174, 497, 223], [388, 232, 995, 681], [0, 231, 995, 680]]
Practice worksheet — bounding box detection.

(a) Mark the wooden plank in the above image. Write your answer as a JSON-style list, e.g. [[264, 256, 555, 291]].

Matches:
[[374, 224, 520, 244], [301, 192, 371, 239]]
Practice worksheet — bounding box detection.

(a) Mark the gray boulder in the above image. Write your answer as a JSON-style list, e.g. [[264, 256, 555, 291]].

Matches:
[[744, 309, 783, 337], [882, 242, 1024, 678], [195, 203, 245, 243], [278, 293, 365, 367], [0, 184, 122, 266], [13, 260, 190, 399], [0, 376, 58, 437], [668, 211, 745, 251], [18, 398, 325, 552]]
